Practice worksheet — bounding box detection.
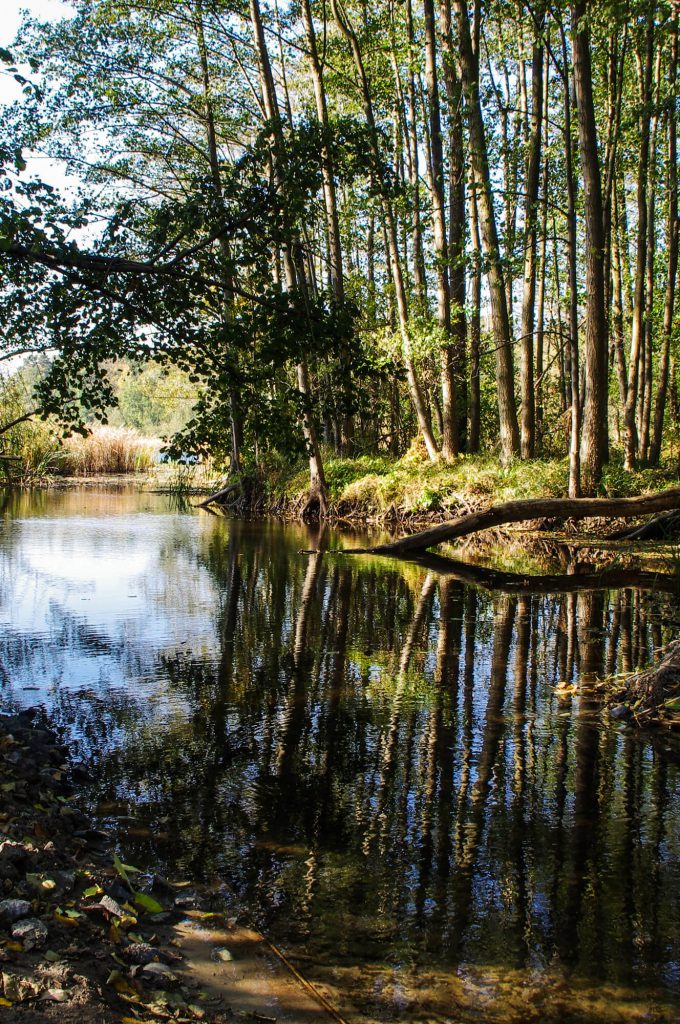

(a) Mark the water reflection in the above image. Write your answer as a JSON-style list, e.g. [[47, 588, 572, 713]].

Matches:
[[1, 488, 679, 1023]]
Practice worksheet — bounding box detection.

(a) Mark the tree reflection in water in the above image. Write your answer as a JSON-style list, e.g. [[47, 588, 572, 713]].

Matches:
[[1, 497, 679, 1023]]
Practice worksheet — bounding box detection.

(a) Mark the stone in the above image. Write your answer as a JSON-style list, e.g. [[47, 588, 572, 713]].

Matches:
[[0, 900, 31, 926], [12, 918, 48, 951], [123, 943, 162, 965], [610, 704, 630, 720]]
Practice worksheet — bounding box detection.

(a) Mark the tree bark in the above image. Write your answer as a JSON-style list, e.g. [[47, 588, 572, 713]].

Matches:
[[650, 21, 678, 466], [467, 182, 482, 453], [520, 17, 544, 459], [249, 0, 328, 514], [571, 0, 609, 493], [331, 0, 439, 461], [300, 0, 354, 455], [424, 0, 457, 458], [453, 0, 520, 460], [624, 16, 654, 469]]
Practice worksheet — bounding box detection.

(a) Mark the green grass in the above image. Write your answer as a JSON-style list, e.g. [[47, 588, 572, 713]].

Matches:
[[268, 448, 680, 516]]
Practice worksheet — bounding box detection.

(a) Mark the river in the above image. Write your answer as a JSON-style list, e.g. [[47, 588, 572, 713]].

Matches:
[[1, 486, 679, 1023]]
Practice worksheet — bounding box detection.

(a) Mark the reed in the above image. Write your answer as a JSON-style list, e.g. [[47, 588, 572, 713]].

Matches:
[[59, 427, 161, 476]]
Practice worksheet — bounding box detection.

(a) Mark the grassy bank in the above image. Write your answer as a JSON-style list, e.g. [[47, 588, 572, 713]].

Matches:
[[267, 449, 680, 520]]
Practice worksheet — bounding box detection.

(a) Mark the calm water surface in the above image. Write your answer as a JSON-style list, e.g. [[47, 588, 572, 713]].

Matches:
[[1, 487, 679, 1023]]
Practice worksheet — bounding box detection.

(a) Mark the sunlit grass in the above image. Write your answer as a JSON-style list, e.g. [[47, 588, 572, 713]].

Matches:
[[60, 427, 161, 476], [271, 448, 680, 516]]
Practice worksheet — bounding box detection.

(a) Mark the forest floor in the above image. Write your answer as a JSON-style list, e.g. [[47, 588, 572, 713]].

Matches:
[[0, 711, 331, 1024]]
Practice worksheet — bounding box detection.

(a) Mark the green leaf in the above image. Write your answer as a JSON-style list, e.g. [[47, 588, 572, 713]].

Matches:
[[133, 892, 164, 915], [113, 852, 142, 884]]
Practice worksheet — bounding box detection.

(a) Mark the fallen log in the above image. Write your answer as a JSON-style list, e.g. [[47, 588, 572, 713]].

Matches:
[[609, 509, 680, 541], [342, 488, 680, 556], [196, 481, 240, 509]]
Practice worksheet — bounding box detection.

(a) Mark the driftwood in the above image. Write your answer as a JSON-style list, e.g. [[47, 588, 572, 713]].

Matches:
[[609, 509, 680, 541], [342, 488, 680, 556], [614, 641, 680, 725], [196, 482, 240, 509]]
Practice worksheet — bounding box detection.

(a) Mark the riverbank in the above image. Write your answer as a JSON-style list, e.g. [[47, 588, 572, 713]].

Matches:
[[208, 450, 680, 527], [0, 711, 330, 1023]]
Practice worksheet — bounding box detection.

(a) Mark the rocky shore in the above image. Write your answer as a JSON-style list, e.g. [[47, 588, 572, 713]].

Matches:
[[0, 710, 328, 1024]]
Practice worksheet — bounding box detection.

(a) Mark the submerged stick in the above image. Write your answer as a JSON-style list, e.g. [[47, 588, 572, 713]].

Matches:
[[341, 489, 680, 556]]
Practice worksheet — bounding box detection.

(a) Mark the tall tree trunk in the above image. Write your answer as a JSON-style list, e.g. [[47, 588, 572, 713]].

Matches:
[[405, 0, 428, 305], [300, 0, 354, 455], [535, 43, 550, 451], [249, 0, 328, 514], [639, 45, 662, 461], [424, 0, 457, 459], [468, 180, 482, 453], [559, 20, 581, 496], [571, 0, 609, 493], [520, 17, 545, 459], [440, 0, 467, 448], [611, 183, 629, 416], [650, 22, 678, 465], [196, 1, 243, 475], [453, 0, 520, 460], [623, 16, 654, 470], [331, 0, 439, 460]]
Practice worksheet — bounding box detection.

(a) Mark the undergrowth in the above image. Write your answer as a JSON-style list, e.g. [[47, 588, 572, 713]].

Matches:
[[267, 448, 679, 515]]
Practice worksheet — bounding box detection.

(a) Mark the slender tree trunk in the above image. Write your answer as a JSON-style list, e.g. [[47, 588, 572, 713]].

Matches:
[[571, 0, 609, 493], [453, 0, 520, 460], [249, 0, 328, 514], [468, 181, 482, 453], [650, 23, 678, 465], [424, 0, 457, 458], [441, 0, 467, 448], [520, 17, 545, 459], [405, 0, 428, 305], [640, 45, 662, 461], [535, 44, 550, 451], [300, 0, 354, 455], [331, 0, 439, 460], [611, 184, 629, 415], [196, 1, 244, 475], [559, 22, 581, 496], [623, 17, 654, 469]]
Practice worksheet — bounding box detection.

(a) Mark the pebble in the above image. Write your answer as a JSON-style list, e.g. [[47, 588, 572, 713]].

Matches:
[[610, 704, 630, 720], [11, 917, 49, 950], [123, 942, 163, 965], [174, 891, 202, 910], [0, 899, 31, 925]]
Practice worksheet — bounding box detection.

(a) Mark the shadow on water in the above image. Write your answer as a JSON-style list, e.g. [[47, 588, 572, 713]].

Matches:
[[1, 488, 679, 1023]]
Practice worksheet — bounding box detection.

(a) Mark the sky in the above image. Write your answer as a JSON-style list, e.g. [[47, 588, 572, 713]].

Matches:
[[1, 1, 79, 198], [1, 0, 73, 46], [1, 0, 74, 103]]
